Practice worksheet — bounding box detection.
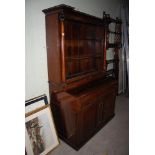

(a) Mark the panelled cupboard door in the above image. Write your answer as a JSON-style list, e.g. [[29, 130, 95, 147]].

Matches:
[[103, 90, 116, 121], [76, 102, 96, 145], [96, 90, 116, 128]]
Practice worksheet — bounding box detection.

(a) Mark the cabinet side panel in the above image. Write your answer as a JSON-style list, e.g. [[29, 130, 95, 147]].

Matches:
[[45, 14, 61, 83]]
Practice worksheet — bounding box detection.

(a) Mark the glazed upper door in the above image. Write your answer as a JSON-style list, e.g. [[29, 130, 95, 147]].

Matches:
[[63, 20, 105, 81]]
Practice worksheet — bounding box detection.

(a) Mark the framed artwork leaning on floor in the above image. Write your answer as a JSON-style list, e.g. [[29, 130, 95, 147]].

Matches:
[[25, 94, 48, 114], [25, 105, 59, 155]]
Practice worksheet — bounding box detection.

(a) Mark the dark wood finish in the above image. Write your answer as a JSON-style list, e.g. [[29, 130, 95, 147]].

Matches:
[[45, 13, 61, 84], [50, 78, 117, 149], [43, 4, 121, 150]]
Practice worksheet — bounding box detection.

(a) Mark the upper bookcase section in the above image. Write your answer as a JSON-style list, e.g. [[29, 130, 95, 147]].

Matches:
[[42, 4, 121, 91]]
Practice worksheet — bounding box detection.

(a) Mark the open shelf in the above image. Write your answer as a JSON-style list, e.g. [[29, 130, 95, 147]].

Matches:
[[106, 69, 114, 76], [106, 59, 115, 64], [65, 54, 102, 60], [65, 56, 103, 79], [65, 38, 103, 41], [107, 43, 122, 48], [106, 59, 119, 64], [66, 69, 95, 79], [108, 31, 121, 35], [65, 33, 104, 80]]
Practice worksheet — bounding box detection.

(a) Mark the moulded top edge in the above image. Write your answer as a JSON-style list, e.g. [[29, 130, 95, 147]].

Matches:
[[42, 4, 119, 24], [42, 4, 75, 14], [42, 4, 104, 21]]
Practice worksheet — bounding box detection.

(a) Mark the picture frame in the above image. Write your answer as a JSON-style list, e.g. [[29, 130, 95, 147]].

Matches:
[[25, 105, 59, 155], [25, 94, 48, 114]]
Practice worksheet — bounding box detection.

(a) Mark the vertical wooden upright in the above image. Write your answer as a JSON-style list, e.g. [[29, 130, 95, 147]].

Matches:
[[59, 13, 66, 83], [114, 18, 122, 82]]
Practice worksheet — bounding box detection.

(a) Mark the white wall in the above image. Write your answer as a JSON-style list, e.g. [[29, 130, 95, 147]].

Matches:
[[25, 0, 122, 101]]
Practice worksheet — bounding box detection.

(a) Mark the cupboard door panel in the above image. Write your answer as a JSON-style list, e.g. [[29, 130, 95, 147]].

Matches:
[[77, 102, 96, 145], [103, 91, 116, 121], [96, 98, 104, 127], [96, 89, 116, 127]]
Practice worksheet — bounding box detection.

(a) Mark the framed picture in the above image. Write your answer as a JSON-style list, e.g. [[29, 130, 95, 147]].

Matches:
[[25, 105, 59, 155], [25, 94, 48, 114]]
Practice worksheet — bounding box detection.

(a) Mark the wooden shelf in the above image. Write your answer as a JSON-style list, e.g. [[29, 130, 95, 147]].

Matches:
[[65, 38, 102, 41], [108, 31, 121, 35], [65, 54, 102, 60], [110, 18, 122, 24], [66, 69, 95, 79], [106, 59, 115, 64], [106, 69, 114, 76], [107, 43, 122, 48], [106, 59, 119, 64], [108, 43, 116, 48]]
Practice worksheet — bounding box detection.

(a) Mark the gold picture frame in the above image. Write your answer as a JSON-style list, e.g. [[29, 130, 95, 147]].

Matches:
[[25, 105, 59, 155]]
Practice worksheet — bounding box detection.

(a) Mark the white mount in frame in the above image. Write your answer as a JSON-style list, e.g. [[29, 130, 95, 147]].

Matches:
[[25, 105, 59, 155]]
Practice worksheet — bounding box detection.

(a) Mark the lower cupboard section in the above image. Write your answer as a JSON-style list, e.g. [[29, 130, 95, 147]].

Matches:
[[50, 81, 117, 150]]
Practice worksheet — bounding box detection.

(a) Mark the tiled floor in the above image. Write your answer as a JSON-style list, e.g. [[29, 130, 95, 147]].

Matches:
[[49, 94, 129, 155]]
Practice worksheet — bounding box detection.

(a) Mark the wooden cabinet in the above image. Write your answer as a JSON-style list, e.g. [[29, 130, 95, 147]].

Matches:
[[43, 4, 121, 150], [50, 79, 117, 149]]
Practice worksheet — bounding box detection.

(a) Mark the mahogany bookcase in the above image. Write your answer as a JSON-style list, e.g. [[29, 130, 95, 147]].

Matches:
[[43, 4, 121, 150]]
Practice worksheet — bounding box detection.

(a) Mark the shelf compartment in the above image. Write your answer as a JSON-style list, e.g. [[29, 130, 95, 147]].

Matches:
[[65, 38, 103, 41], [106, 59, 119, 64], [65, 58, 96, 79], [106, 69, 114, 76], [107, 43, 122, 48], [65, 54, 102, 60], [106, 59, 115, 64], [108, 31, 121, 35], [65, 40, 103, 57], [66, 69, 95, 79]]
